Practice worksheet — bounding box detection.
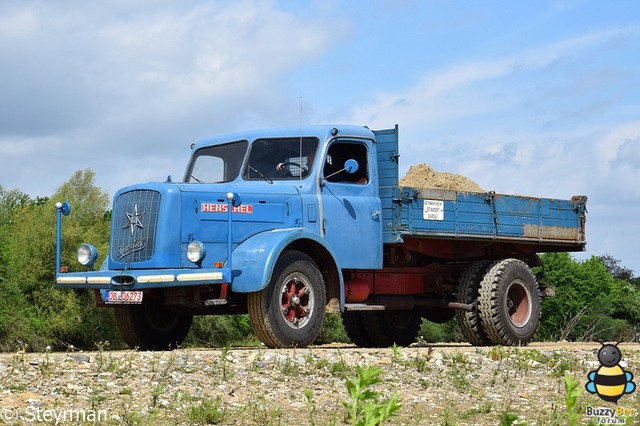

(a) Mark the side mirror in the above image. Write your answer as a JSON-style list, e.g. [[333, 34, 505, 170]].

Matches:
[[344, 159, 359, 174]]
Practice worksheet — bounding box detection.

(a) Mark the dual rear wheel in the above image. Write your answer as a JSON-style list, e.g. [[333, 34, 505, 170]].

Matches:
[[457, 258, 540, 346]]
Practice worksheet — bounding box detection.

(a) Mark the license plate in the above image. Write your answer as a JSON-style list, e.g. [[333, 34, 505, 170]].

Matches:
[[104, 290, 143, 304]]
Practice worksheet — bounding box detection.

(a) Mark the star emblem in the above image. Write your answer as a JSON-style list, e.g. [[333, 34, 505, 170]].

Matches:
[[124, 204, 145, 235]]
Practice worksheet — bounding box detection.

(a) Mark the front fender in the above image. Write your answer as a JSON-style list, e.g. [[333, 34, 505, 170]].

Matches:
[[231, 228, 343, 296]]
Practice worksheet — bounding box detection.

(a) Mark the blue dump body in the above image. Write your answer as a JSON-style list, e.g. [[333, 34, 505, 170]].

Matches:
[[53, 124, 588, 349], [381, 186, 586, 248], [375, 126, 586, 253]]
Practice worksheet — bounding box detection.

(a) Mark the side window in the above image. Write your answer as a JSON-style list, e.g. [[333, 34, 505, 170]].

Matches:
[[323, 142, 369, 184]]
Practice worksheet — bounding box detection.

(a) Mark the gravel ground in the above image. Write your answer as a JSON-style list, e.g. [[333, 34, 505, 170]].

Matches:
[[0, 342, 639, 425]]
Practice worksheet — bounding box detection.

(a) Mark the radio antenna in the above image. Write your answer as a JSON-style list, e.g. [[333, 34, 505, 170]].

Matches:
[[299, 95, 303, 182]]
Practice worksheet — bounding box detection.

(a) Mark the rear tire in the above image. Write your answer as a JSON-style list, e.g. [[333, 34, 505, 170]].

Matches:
[[248, 250, 326, 348], [478, 259, 540, 346], [342, 312, 376, 347], [114, 297, 192, 350], [456, 261, 493, 346], [361, 310, 421, 347]]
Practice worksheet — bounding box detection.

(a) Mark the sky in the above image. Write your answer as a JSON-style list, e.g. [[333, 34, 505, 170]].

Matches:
[[1, 0, 639, 273]]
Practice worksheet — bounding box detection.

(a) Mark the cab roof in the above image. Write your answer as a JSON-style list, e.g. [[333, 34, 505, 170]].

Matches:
[[192, 124, 376, 150]]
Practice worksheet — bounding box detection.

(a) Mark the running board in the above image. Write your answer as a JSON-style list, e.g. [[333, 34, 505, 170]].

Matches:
[[344, 303, 385, 311]]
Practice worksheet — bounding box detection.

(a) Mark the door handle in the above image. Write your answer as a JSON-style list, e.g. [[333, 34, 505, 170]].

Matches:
[[371, 210, 380, 219]]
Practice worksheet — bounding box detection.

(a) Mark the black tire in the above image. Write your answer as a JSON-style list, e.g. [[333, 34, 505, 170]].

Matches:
[[478, 259, 540, 346], [248, 250, 326, 348], [114, 297, 192, 350], [342, 311, 376, 347], [456, 261, 493, 346], [361, 310, 421, 347]]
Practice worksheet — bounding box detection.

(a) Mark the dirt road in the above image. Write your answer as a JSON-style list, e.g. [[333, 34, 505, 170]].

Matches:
[[0, 342, 638, 425]]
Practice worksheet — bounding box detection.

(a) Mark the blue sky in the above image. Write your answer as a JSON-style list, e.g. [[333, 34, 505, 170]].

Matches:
[[1, 0, 639, 273]]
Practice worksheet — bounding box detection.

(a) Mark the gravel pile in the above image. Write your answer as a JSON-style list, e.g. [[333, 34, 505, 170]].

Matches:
[[1, 342, 638, 425], [400, 163, 484, 193]]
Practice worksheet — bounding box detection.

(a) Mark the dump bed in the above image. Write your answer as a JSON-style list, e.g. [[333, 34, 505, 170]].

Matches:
[[380, 186, 586, 250], [374, 127, 587, 257]]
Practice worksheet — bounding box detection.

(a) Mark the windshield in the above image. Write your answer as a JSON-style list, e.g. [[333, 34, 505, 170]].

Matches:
[[185, 140, 248, 183], [243, 137, 319, 181]]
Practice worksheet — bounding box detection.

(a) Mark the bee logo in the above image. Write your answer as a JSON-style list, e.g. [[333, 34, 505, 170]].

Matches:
[[586, 342, 635, 404]]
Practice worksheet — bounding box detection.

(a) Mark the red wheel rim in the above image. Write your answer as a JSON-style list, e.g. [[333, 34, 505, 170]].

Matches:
[[279, 272, 314, 329], [506, 279, 531, 328]]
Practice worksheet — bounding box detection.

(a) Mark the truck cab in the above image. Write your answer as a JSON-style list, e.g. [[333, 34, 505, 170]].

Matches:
[[56, 125, 387, 349]]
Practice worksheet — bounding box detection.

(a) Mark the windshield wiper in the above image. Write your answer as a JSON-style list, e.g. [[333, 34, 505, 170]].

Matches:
[[249, 166, 273, 184], [190, 174, 206, 184]]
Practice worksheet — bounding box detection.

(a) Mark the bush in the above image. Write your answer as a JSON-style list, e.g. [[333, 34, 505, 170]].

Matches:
[[185, 315, 257, 347], [419, 318, 463, 343]]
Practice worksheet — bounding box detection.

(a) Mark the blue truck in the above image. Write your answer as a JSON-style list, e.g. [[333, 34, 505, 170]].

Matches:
[[54, 125, 587, 349]]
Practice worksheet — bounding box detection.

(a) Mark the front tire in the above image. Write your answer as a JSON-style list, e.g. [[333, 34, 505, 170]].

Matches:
[[248, 250, 326, 348], [478, 259, 540, 346], [114, 297, 192, 350]]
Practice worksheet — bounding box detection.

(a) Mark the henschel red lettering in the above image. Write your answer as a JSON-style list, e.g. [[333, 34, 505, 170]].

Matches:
[[201, 203, 253, 214]]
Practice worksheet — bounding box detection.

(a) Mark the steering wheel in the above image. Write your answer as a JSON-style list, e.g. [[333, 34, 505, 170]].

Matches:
[[279, 161, 309, 175]]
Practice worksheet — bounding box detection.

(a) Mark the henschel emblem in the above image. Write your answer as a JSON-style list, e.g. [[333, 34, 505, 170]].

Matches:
[[124, 204, 145, 235]]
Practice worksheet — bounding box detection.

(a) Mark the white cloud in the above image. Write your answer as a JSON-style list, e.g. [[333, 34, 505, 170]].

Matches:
[[349, 26, 640, 130], [0, 0, 346, 196]]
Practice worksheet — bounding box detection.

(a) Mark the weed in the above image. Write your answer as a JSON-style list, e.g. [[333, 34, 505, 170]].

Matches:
[[342, 365, 401, 426], [550, 355, 575, 378], [304, 389, 317, 426], [117, 401, 159, 426], [37, 350, 54, 382], [216, 344, 235, 381], [444, 352, 477, 393], [149, 353, 177, 409], [90, 383, 107, 410], [95, 340, 110, 370], [274, 353, 301, 376], [564, 372, 583, 426], [390, 343, 401, 366], [11, 342, 29, 374], [498, 409, 520, 426], [461, 402, 493, 419], [245, 395, 282, 426], [488, 345, 509, 361], [439, 406, 458, 426], [150, 381, 166, 409], [410, 347, 433, 373], [185, 396, 227, 425]]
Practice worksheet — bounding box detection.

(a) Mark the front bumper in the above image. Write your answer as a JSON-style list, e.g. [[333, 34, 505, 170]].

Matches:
[[55, 267, 232, 290]]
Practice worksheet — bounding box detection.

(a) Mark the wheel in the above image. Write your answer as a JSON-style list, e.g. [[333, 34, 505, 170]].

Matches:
[[361, 310, 421, 347], [114, 297, 192, 350], [248, 250, 326, 348], [342, 311, 376, 347], [456, 261, 493, 346], [478, 259, 540, 346]]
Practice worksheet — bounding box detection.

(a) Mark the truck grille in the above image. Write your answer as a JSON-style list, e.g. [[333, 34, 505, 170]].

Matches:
[[111, 190, 161, 263]]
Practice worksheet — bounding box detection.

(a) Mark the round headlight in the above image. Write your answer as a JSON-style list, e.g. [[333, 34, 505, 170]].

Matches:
[[78, 244, 98, 267], [187, 241, 206, 264]]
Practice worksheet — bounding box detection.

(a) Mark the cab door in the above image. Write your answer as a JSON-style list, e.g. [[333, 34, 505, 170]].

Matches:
[[320, 139, 382, 269]]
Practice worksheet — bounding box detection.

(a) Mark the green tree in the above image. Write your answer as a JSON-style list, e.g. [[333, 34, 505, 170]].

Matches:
[[0, 170, 115, 350], [538, 253, 633, 342]]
